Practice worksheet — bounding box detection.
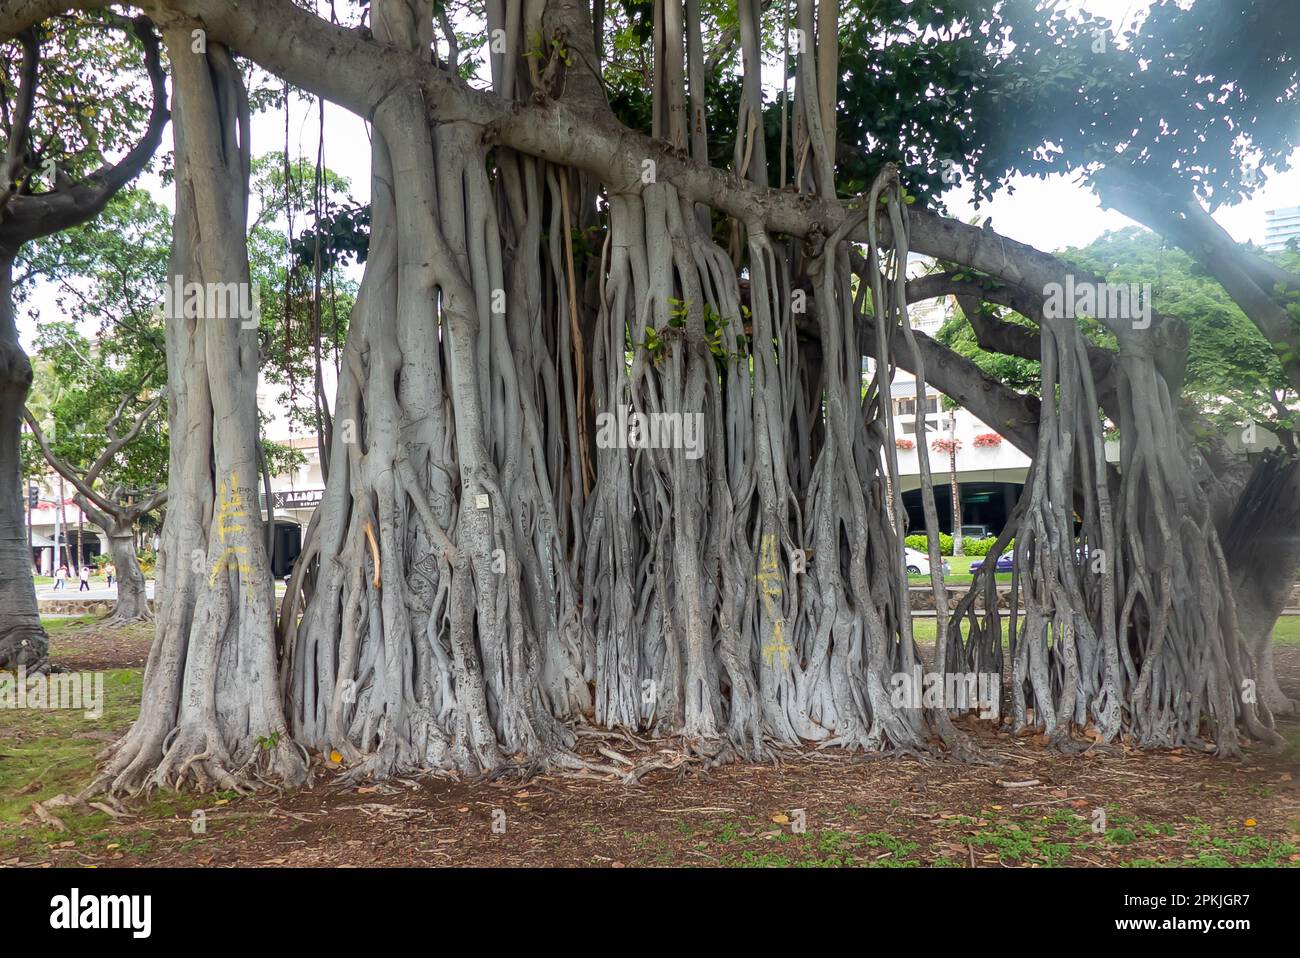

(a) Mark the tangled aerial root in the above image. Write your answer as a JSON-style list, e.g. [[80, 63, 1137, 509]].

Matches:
[[74, 1, 1283, 800]]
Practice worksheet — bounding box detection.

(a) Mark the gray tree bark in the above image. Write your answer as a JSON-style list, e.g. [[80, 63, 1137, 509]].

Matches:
[[0, 0, 1289, 790], [0, 15, 165, 667], [0, 256, 45, 668], [94, 26, 306, 792]]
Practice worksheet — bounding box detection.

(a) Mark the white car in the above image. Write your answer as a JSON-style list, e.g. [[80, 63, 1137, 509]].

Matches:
[[904, 547, 950, 577]]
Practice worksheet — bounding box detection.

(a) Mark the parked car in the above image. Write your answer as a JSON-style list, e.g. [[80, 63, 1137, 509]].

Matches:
[[969, 552, 1015, 574], [904, 547, 951, 577], [960, 524, 991, 539]]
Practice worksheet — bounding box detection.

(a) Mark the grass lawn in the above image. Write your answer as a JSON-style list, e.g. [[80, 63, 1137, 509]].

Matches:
[[907, 554, 1013, 586], [911, 611, 1300, 646], [909, 617, 974, 644], [1274, 616, 1300, 645], [0, 617, 147, 825], [2, 613, 1298, 866], [41, 614, 102, 635]]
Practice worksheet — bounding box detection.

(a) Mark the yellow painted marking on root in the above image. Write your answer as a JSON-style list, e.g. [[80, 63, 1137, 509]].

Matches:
[[215, 472, 248, 543], [208, 472, 255, 599], [756, 533, 792, 667], [762, 619, 793, 668]]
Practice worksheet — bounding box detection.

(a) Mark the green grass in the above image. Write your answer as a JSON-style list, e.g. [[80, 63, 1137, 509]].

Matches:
[[908, 555, 1013, 585], [1273, 616, 1300, 645], [693, 817, 924, 867], [673, 805, 1290, 867], [0, 667, 143, 823], [909, 618, 975, 644], [40, 614, 101, 635]]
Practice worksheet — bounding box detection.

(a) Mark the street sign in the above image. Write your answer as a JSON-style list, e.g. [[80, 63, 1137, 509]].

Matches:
[[266, 489, 325, 510]]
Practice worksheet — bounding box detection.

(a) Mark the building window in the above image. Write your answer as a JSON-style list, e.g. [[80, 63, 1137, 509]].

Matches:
[[903, 416, 940, 435], [895, 396, 939, 418]]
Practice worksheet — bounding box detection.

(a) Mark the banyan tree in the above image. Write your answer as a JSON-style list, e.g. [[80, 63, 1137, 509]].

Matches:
[[0, 0, 1295, 794]]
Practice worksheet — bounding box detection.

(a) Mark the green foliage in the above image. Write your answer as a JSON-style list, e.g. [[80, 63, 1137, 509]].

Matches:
[[902, 534, 1011, 557], [962, 536, 1012, 557], [0, 15, 163, 189], [1065, 228, 1293, 436], [19, 188, 170, 502], [638, 324, 666, 364], [936, 306, 1041, 395], [940, 226, 1296, 439], [247, 153, 359, 438], [905, 533, 954, 556], [965, 0, 1300, 207], [835, 0, 1000, 204], [602, 0, 1006, 212], [648, 298, 746, 371]]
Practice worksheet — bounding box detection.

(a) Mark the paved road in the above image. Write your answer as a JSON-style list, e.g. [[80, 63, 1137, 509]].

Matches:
[[37, 582, 156, 600], [36, 580, 288, 601]]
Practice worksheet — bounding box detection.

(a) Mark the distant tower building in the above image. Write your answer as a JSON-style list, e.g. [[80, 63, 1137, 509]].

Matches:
[[1263, 205, 1300, 253]]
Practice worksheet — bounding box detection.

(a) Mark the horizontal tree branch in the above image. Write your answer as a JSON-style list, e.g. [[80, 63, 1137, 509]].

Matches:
[[0, 0, 1189, 352], [1097, 172, 1300, 398], [0, 13, 167, 250]]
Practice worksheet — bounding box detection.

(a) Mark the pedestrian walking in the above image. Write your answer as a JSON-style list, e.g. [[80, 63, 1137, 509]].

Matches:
[[79, 563, 91, 591]]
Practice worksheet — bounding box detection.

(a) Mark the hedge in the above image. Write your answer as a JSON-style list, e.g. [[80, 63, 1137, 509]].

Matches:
[[962, 536, 1014, 557], [903, 534, 1013, 557], [904, 533, 953, 555]]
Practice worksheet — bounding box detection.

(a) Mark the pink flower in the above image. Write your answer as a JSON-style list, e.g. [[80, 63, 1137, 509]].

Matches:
[[931, 437, 962, 454]]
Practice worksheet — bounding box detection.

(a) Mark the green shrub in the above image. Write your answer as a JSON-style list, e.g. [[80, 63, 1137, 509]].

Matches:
[[961, 536, 1014, 557], [904, 534, 1015, 557], [904, 533, 954, 556]]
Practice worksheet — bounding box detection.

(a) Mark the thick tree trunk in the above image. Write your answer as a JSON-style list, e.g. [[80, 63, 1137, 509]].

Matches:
[[0, 254, 47, 669], [93, 31, 306, 794], [106, 527, 149, 624], [0, 0, 1276, 796], [0, 11, 164, 672], [1222, 451, 1300, 717], [72, 495, 152, 625]]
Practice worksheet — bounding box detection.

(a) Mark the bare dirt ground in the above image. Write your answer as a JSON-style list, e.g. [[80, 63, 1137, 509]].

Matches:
[[42, 616, 152, 671], [3, 620, 1298, 868]]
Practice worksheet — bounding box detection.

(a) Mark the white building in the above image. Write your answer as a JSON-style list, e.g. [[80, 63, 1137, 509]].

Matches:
[[884, 291, 1032, 537], [253, 370, 337, 575], [24, 369, 334, 578], [25, 476, 100, 574], [1263, 205, 1300, 253]]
